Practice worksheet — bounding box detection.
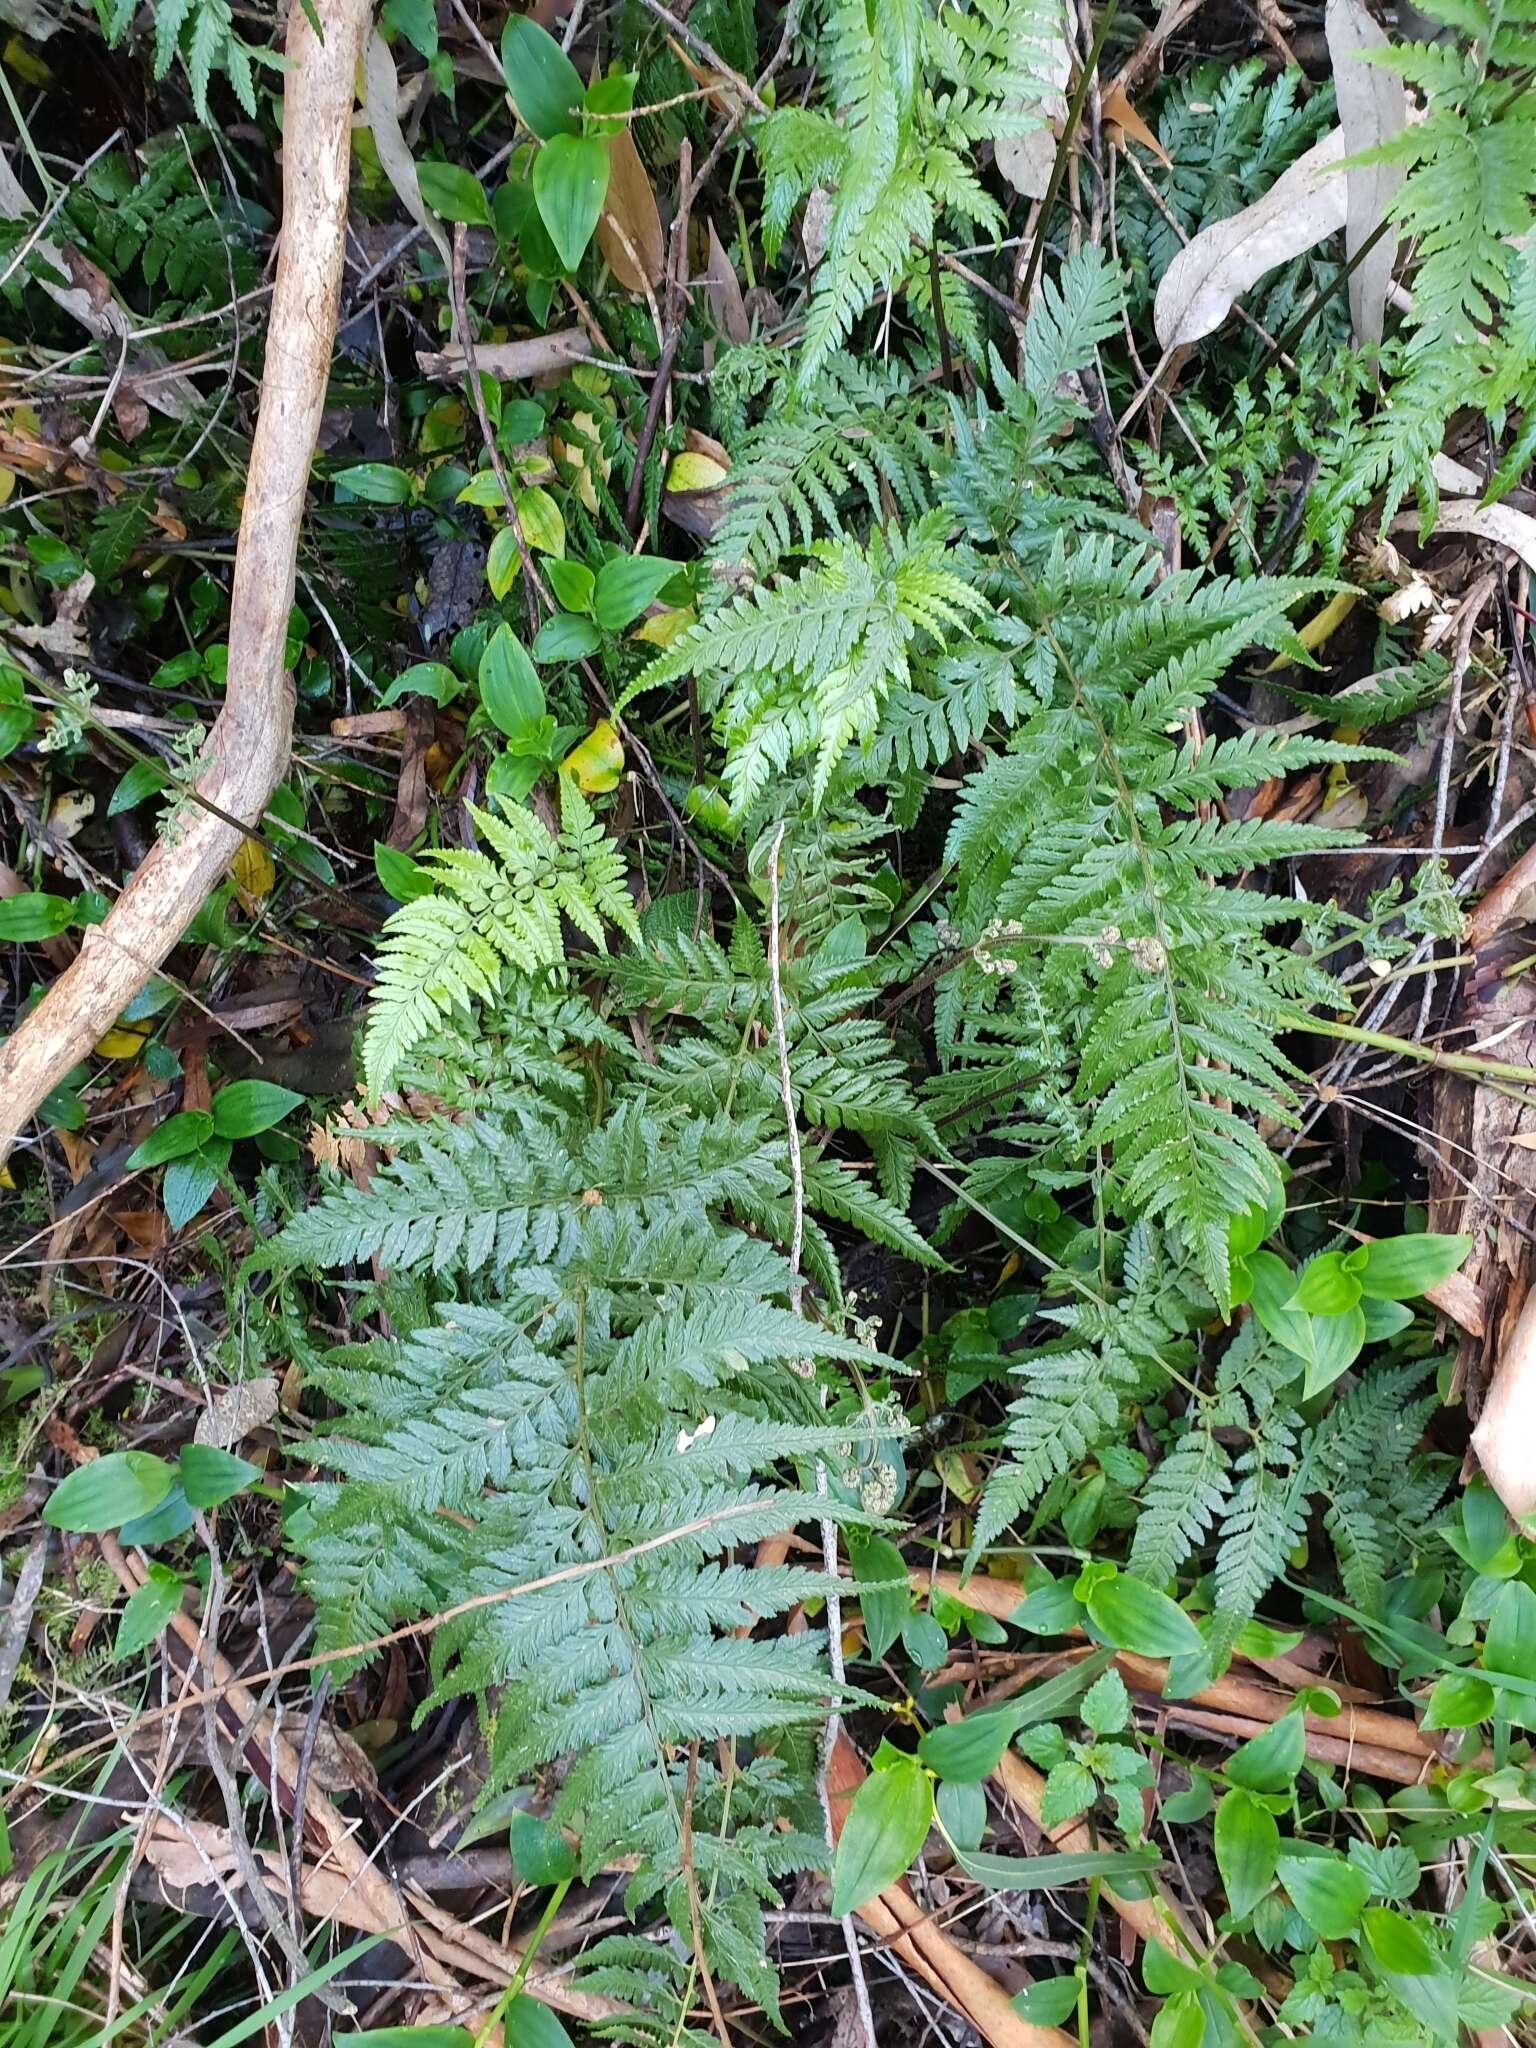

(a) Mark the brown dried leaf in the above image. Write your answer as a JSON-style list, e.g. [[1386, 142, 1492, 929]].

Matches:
[[597, 129, 664, 293], [1101, 82, 1170, 164]]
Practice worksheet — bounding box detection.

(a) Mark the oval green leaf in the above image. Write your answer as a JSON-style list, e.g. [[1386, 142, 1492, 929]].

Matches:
[[45, 1450, 175, 1533], [532, 132, 610, 272], [1085, 1574, 1204, 1660], [501, 15, 583, 138], [212, 1079, 305, 1140], [829, 1758, 933, 1917], [1213, 1788, 1277, 1921]]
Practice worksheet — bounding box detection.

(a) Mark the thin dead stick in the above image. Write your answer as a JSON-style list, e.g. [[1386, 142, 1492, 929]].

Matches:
[[0, 0, 368, 1163]]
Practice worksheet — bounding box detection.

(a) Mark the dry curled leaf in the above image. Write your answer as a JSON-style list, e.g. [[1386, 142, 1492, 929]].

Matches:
[[1154, 128, 1347, 347], [1101, 81, 1170, 165], [195, 1374, 281, 1447], [1326, 0, 1407, 346], [1396, 495, 1536, 575], [362, 29, 452, 274]]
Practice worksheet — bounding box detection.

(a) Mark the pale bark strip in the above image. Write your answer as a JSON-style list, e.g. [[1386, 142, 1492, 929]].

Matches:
[[0, 0, 369, 1162]]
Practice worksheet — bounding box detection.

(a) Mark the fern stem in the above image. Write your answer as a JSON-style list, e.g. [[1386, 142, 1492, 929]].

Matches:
[[1301, 1015, 1536, 1087], [768, 820, 876, 2048]]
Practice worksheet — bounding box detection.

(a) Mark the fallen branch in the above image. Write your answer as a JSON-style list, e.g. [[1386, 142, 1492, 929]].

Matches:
[[919, 1573, 1445, 1769], [825, 1730, 1072, 2048], [0, 0, 368, 1163]]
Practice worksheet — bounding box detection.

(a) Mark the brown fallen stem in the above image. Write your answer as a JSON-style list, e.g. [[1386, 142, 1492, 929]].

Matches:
[[825, 1730, 1072, 2048], [0, 0, 367, 1163], [919, 1573, 1446, 1767]]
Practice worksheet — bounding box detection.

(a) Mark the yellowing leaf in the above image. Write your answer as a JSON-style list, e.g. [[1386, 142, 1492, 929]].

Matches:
[[231, 836, 276, 904], [0, 466, 15, 507], [563, 719, 624, 793], [516, 484, 565, 558], [1263, 590, 1358, 669], [95, 1024, 151, 1059], [632, 605, 696, 648], [666, 450, 730, 492], [553, 411, 610, 513], [487, 524, 522, 601]]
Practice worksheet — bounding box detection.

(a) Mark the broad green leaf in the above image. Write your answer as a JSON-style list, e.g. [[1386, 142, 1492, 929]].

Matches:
[[848, 1531, 910, 1659], [1355, 1232, 1471, 1300], [1421, 1670, 1495, 1730], [536, 617, 602, 667], [109, 759, 168, 815], [212, 1080, 304, 1140], [508, 1810, 578, 1884], [416, 163, 490, 225], [127, 1111, 214, 1169], [487, 525, 522, 601], [480, 623, 545, 741], [516, 485, 565, 557], [501, 15, 582, 137], [1084, 1573, 1203, 1659], [164, 1143, 228, 1230], [1484, 1579, 1536, 1682], [381, 0, 437, 56], [45, 1451, 174, 1533], [1148, 1990, 1204, 2048], [593, 554, 679, 632], [0, 892, 75, 942], [120, 1479, 194, 1546], [1285, 1250, 1361, 1315], [1213, 1788, 1277, 1920], [918, 1706, 1019, 1783], [334, 463, 414, 505], [830, 1757, 933, 1916], [1276, 1848, 1370, 1938], [1224, 1710, 1305, 1792], [381, 661, 462, 708], [1011, 1977, 1082, 2026], [503, 2006, 574, 2048], [1361, 1906, 1438, 1974], [544, 558, 596, 615], [374, 843, 435, 903], [340, 2033, 471, 2048], [1300, 1303, 1366, 1399], [179, 1443, 262, 1510], [533, 133, 610, 271], [902, 1609, 948, 1670], [935, 1777, 986, 1851], [115, 1563, 184, 1658]]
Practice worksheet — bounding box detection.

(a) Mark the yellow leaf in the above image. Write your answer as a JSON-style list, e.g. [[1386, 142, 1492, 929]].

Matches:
[[633, 605, 696, 648], [0, 466, 14, 507], [48, 790, 93, 841], [487, 524, 522, 600], [231, 836, 275, 905], [95, 1024, 151, 1059], [3, 34, 51, 85], [553, 411, 610, 514], [563, 720, 624, 793], [0, 1161, 13, 1188], [516, 484, 565, 558], [1263, 589, 1358, 669], [666, 450, 730, 493]]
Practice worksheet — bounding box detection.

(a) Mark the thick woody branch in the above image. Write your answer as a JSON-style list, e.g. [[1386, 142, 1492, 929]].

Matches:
[[0, 0, 369, 1162]]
